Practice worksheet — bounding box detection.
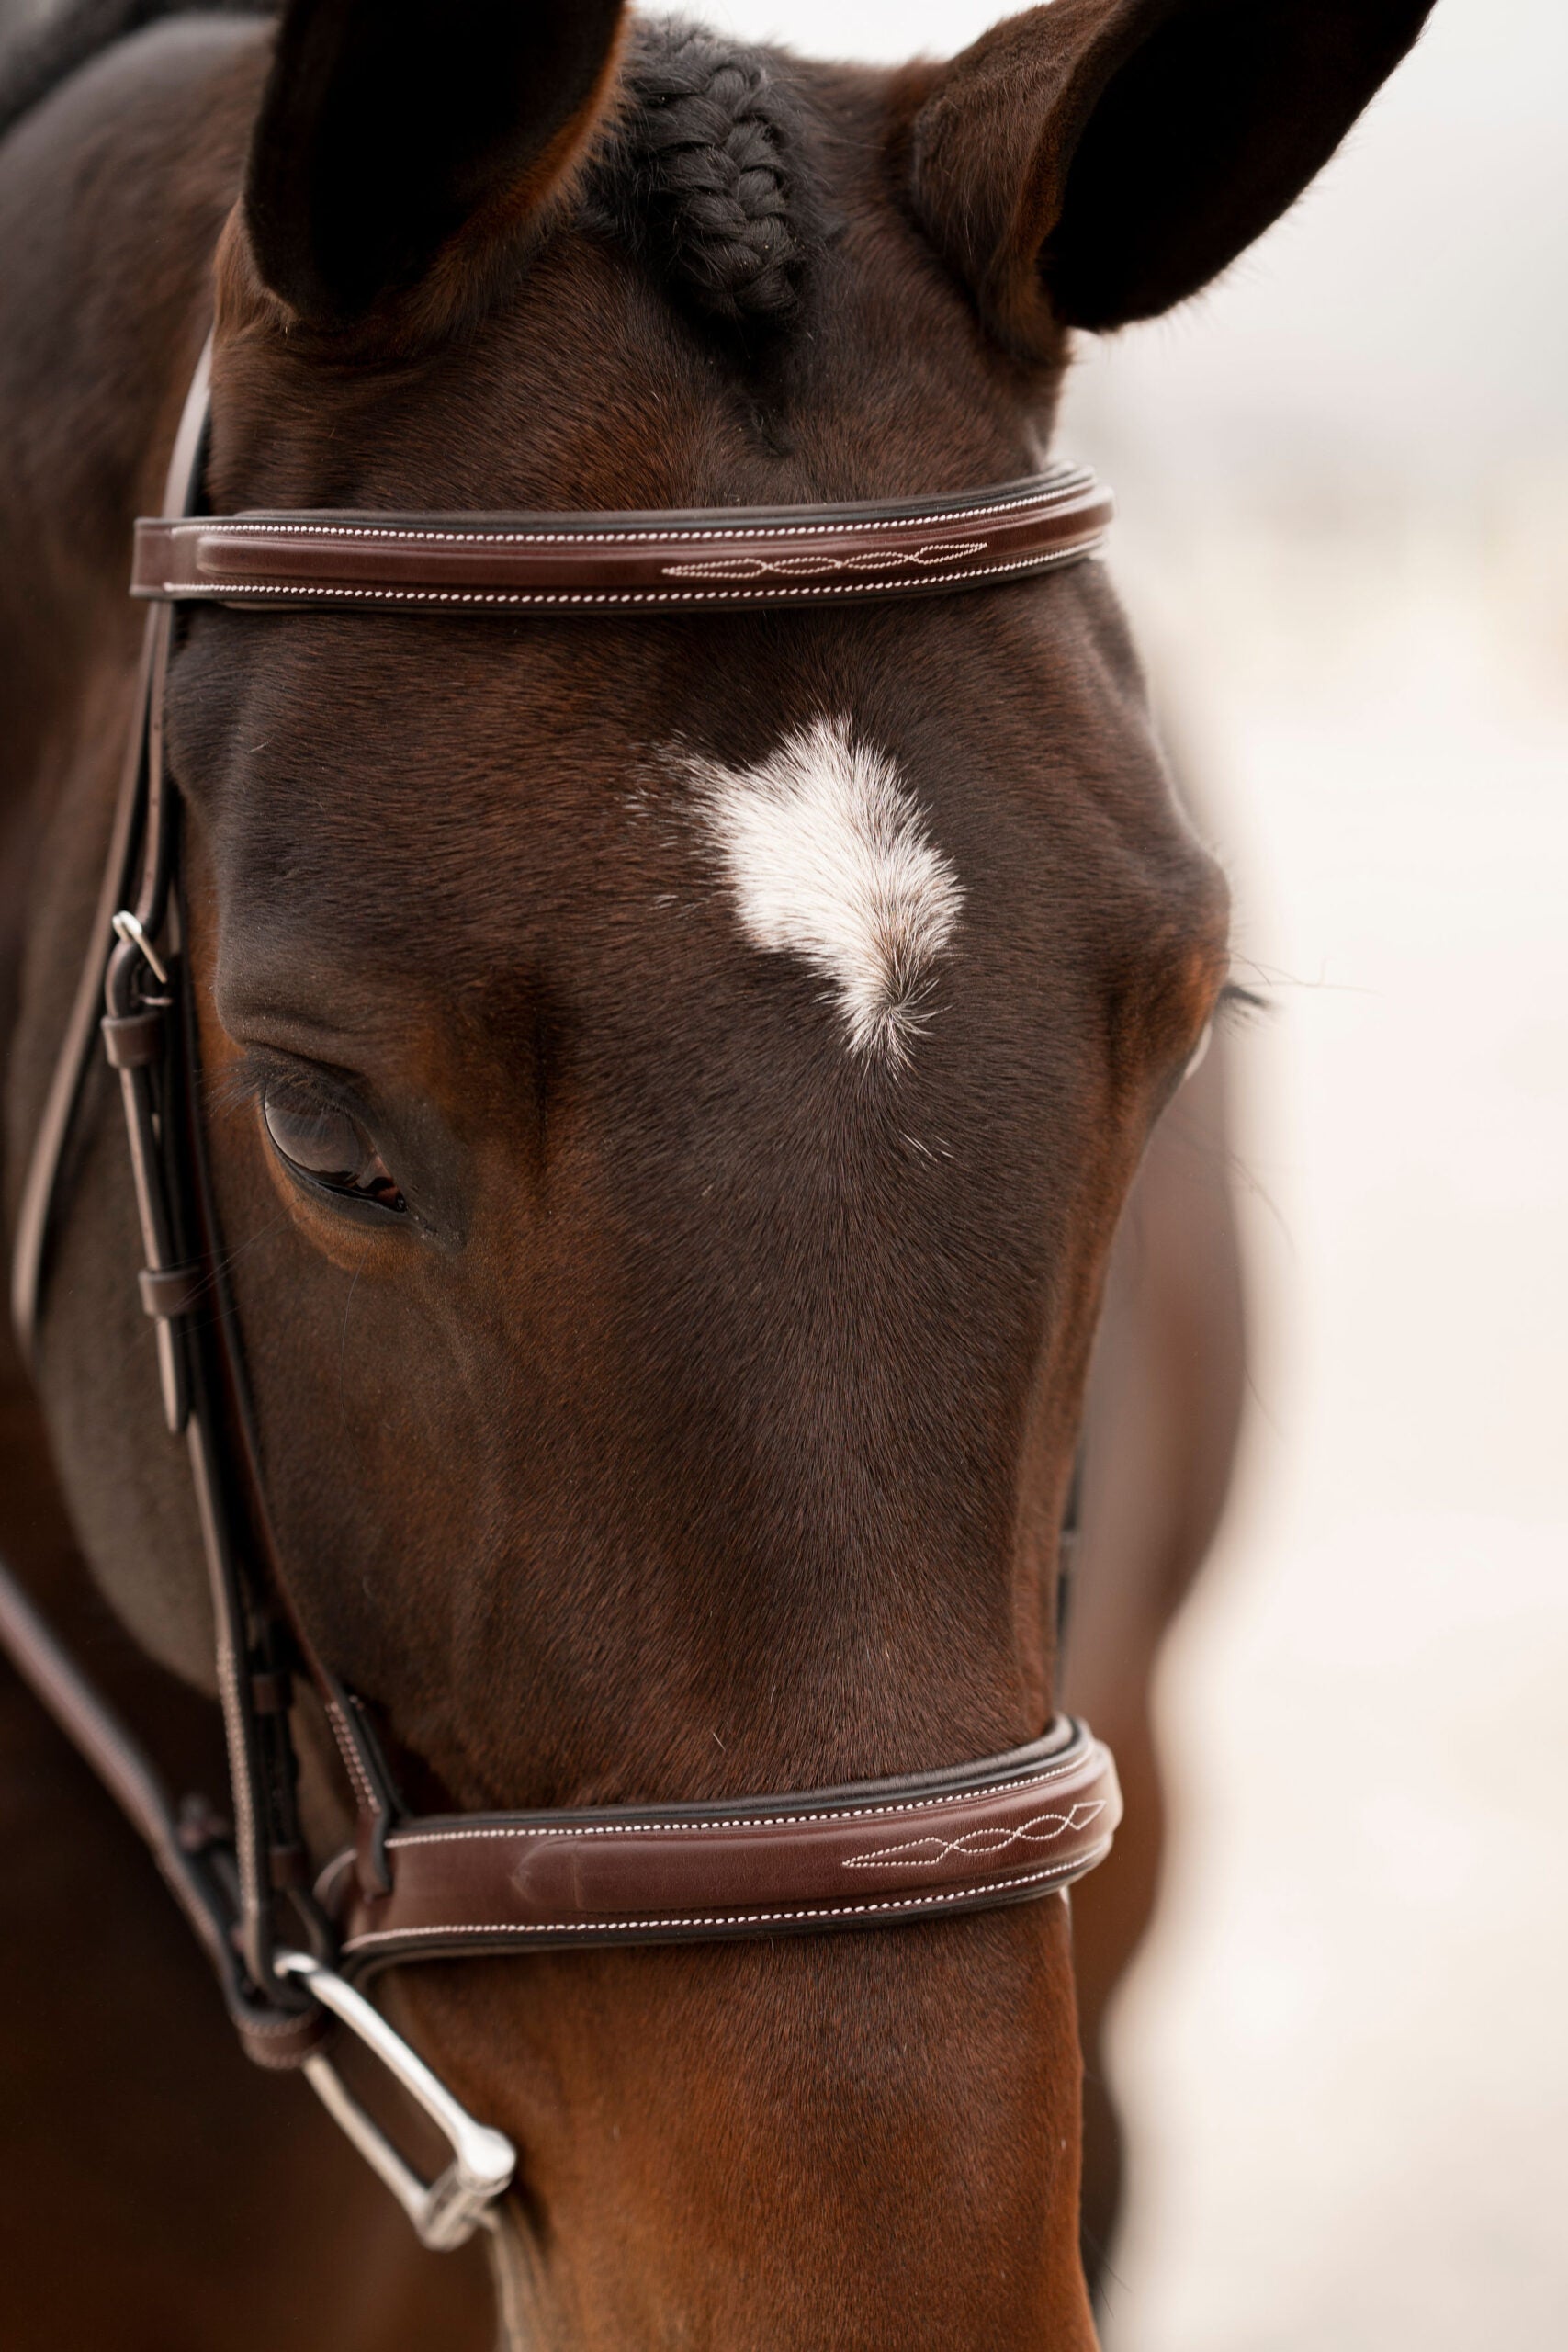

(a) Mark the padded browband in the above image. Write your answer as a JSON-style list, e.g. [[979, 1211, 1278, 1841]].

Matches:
[[131, 466, 1112, 616], [321, 1717, 1119, 1977]]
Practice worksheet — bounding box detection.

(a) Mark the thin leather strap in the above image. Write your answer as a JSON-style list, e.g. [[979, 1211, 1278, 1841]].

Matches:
[[131, 467, 1112, 616], [9, 337, 213, 1366], [105, 749, 321, 2007]]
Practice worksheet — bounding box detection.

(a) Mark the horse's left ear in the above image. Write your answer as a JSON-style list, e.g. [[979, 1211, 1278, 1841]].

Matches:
[[909, 0, 1436, 347], [243, 0, 626, 329]]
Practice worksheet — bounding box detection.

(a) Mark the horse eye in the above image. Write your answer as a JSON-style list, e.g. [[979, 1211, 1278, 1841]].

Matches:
[[261, 1079, 406, 1212]]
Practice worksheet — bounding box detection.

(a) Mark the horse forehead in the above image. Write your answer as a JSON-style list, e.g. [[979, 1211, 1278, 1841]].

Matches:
[[201, 708, 1157, 1003], [180, 582, 1206, 1056], [213, 710, 972, 1027]]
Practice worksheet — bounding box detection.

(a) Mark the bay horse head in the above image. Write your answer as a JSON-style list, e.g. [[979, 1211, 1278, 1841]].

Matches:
[[17, 1, 1434, 2343]]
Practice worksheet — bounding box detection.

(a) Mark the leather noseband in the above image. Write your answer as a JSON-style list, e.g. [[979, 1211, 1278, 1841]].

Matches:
[[323, 1717, 1114, 1975]]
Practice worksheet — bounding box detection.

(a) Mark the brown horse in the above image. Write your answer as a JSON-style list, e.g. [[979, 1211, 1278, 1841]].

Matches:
[[0, 3, 1431, 2344]]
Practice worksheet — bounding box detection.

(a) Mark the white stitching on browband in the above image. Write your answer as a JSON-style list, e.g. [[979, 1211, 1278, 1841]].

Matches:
[[339, 1849, 1113, 1953], [154, 541, 1107, 611], [380, 1744, 1100, 1852], [166, 474, 1095, 552]]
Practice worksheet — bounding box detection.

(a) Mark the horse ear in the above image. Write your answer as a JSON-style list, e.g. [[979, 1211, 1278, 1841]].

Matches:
[[909, 0, 1435, 346], [243, 0, 626, 328]]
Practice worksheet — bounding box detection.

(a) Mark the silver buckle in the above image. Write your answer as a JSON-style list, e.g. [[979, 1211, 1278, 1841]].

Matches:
[[110, 909, 172, 987], [276, 1950, 516, 2250]]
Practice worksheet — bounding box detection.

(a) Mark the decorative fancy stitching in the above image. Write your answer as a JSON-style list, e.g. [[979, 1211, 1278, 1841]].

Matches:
[[841, 1801, 1105, 1871], [380, 1743, 1100, 1851], [340, 1850, 1113, 1954], [167, 474, 1095, 552], [660, 540, 987, 582], [155, 542, 1106, 611], [213, 1643, 262, 1912]]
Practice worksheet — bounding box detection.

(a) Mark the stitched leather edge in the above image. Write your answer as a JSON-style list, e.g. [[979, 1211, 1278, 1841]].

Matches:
[[340, 1841, 1116, 1966]]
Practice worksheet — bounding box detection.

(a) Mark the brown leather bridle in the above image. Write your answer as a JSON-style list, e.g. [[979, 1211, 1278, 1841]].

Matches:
[[1, 343, 1121, 2250]]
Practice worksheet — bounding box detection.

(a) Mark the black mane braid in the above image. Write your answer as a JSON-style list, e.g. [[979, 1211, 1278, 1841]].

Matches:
[[593, 16, 818, 328]]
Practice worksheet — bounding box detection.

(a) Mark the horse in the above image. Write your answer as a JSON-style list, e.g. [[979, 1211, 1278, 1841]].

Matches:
[[0, 3, 1433, 2344]]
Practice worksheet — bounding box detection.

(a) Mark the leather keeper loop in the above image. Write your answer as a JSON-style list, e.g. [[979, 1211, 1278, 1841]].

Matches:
[[355, 1812, 394, 1904], [234, 2008, 326, 2072], [176, 1794, 231, 1854], [138, 1263, 204, 1320], [250, 1669, 293, 1717], [101, 1008, 166, 1068], [267, 1843, 309, 1893]]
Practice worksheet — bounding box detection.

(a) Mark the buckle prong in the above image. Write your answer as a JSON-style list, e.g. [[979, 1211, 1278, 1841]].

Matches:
[[276, 1950, 515, 2250], [110, 909, 171, 987]]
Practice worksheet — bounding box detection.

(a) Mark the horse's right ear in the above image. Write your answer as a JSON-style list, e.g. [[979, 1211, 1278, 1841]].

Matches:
[[242, 0, 626, 330], [908, 0, 1435, 351]]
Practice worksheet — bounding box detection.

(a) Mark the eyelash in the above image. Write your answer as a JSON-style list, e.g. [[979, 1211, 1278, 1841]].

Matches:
[[1215, 980, 1269, 1024]]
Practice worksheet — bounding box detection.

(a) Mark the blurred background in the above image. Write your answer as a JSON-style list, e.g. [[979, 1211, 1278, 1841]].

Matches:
[[4, 0, 1561, 2338], [719, 2, 1565, 2343]]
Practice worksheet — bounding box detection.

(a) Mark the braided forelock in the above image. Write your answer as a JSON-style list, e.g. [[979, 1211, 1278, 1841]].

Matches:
[[600, 15, 818, 327]]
